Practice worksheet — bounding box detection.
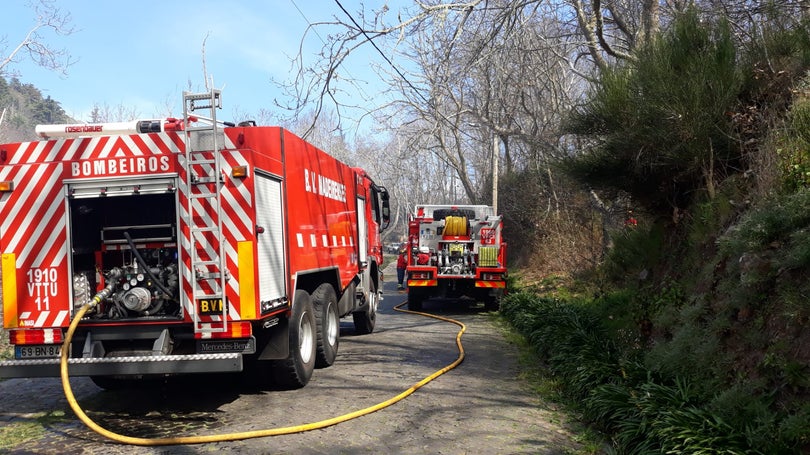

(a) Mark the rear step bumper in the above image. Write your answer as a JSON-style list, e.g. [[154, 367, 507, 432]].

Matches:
[[0, 353, 242, 378]]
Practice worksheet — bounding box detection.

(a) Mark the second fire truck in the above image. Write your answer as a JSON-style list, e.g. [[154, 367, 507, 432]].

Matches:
[[405, 204, 506, 311], [0, 89, 390, 389]]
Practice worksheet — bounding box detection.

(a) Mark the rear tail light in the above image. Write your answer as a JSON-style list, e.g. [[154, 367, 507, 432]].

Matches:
[[481, 273, 502, 281], [410, 271, 432, 280], [9, 328, 63, 345]]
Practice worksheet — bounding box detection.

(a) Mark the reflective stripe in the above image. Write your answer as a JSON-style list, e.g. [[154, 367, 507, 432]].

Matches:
[[407, 280, 437, 287], [2, 253, 17, 328], [238, 241, 256, 320]]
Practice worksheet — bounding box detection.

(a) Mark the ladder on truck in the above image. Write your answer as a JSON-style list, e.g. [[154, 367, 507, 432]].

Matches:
[[182, 89, 228, 334]]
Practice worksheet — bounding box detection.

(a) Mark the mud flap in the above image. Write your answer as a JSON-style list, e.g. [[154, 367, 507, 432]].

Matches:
[[256, 316, 289, 360]]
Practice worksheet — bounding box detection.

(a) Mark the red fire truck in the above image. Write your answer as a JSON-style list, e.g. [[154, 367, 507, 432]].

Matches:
[[405, 204, 506, 311], [0, 90, 390, 389]]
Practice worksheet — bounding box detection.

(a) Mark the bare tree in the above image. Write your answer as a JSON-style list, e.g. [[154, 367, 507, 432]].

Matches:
[[0, 0, 76, 78], [87, 102, 140, 123], [277, 1, 485, 138], [364, 1, 583, 206], [275, 0, 809, 257], [280, 1, 588, 196]]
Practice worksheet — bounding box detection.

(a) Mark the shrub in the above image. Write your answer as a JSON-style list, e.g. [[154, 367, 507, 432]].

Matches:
[[500, 288, 808, 453], [602, 224, 665, 284], [564, 9, 743, 213], [501, 291, 620, 399]]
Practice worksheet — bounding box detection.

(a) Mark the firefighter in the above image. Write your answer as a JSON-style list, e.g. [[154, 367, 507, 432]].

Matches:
[[396, 245, 407, 290]]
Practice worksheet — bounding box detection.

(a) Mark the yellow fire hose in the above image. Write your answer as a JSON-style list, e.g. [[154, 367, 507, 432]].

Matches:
[[60, 299, 466, 446]]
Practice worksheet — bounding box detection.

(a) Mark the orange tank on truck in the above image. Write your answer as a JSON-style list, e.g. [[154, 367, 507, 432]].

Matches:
[[0, 90, 390, 390], [404, 204, 506, 312]]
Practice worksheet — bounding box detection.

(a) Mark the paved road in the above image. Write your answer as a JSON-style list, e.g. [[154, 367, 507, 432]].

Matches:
[[0, 265, 582, 454]]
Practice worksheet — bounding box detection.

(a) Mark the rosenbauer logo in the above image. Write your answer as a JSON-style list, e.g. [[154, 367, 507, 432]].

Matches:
[[69, 156, 172, 178], [66, 125, 103, 134]]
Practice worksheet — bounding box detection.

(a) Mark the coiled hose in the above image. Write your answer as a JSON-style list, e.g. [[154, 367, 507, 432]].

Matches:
[[60, 300, 466, 446], [443, 216, 468, 237]]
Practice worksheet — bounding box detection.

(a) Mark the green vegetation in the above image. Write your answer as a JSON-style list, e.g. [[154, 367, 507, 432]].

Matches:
[[0, 76, 73, 142], [0, 411, 70, 450], [501, 286, 809, 454], [502, 8, 810, 455], [565, 9, 743, 212], [0, 336, 11, 361]]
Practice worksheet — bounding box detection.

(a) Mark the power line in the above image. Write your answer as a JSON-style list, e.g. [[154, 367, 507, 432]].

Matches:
[[291, 0, 379, 126], [332, 0, 484, 144], [290, 0, 328, 45], [333, 0, 431, 107]]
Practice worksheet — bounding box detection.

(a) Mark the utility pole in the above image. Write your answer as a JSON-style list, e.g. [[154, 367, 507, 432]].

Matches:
[[492, 133, 499, 214]]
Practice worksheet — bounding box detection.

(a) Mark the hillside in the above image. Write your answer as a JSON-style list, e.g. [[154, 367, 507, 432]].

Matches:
[[0, 76, 73, 143], [502, 187, 810, 453], [498, 11, 810, 454]]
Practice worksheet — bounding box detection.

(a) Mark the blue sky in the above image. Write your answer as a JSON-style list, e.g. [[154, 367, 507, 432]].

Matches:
[[2, 1, 400, 128]]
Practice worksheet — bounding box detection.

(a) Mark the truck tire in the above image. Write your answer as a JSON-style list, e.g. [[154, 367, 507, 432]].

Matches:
[[312, 283, 339, 368], [352, 278, 377, 335], [407, 288, 424, 311], [271, 290, 316, 389]]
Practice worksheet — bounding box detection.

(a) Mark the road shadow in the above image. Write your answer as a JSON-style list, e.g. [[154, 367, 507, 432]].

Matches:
[[77, 373, 245, 413], [381, 281, 497, 317]]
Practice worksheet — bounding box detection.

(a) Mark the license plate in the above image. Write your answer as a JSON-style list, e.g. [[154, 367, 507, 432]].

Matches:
[[15, 344, 62, 359]]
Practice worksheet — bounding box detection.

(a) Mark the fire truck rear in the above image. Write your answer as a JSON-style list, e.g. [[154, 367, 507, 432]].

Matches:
[[405, 204, 506, 311], [0, 90, 390, 389]]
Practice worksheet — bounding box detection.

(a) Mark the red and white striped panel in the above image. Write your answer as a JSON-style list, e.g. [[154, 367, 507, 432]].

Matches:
[[1, 132, 184, 328], [6, 134, 183, 165], [175, 137, 254, 324]]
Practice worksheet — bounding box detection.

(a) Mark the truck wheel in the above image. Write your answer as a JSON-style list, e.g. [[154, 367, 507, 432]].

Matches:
[[407, 289, 423, 311], [271, 290, 316, 389], [352, 279, 377, 335], [312, 283, 339, 368]]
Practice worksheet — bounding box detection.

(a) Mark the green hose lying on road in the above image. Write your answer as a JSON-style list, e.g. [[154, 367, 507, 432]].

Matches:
[[60, 299, 466, 446]]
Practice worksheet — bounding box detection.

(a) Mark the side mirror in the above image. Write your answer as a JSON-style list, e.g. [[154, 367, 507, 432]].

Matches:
[[380, 187, 391, 231]]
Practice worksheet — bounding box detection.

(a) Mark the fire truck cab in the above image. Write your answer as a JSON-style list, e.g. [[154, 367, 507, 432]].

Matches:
[[0, 90, 390, 389]]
